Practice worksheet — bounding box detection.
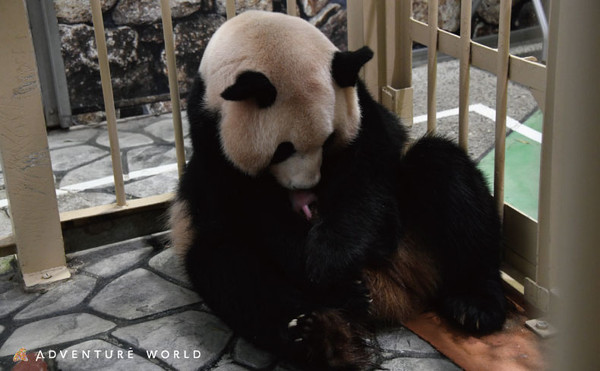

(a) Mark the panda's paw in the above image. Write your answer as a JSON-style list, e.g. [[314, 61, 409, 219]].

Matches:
[[441, 291, 507, 334], [287, 313, 313, 343], [287, 310, 376, 370]]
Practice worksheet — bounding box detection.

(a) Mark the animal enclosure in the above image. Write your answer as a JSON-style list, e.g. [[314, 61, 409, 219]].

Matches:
[[0, 2, 599, 367]]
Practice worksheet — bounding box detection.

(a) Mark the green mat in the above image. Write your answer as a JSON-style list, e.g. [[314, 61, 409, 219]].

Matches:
[[478, 110, 543, 220]]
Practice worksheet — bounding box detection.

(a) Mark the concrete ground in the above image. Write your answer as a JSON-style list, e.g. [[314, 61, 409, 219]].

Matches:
[[0, 41, 542, 370]]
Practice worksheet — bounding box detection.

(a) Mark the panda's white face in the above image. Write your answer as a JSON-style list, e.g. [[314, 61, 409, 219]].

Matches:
[[198, 11, 372, 191], [216, 70, 336, 190]]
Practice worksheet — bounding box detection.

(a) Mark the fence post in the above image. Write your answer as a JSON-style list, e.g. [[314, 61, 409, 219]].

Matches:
[[25, 0, 72, 129], [538, 0, 600, 367], [90, 0, 127, 207], [426, 0, 438, 133], [226, 0, 235, 19], [493, 0, 512, 219], [0, 0, 69, 286], [361, 0, 387, 100], [286, 0, 297, 16], [458, 0, 472, 149], [382, 0, 413, 127], [160, 0, 186, 178]]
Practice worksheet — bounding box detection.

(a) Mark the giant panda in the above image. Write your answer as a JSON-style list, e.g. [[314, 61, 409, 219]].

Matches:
[[169, 10, 507, 370]]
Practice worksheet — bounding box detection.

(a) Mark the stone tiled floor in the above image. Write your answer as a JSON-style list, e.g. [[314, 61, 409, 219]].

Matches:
[[0, 233, 459, 370], [0, 112, 188, 237]]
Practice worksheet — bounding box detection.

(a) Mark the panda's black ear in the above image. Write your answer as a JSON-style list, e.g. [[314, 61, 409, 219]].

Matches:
[[331, 46, 374, 87], [221, 71, 277, 108]]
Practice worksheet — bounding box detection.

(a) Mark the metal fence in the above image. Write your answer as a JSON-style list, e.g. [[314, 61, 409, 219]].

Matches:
[[0, 0, 597, 321], [348, 0, 551, 309]]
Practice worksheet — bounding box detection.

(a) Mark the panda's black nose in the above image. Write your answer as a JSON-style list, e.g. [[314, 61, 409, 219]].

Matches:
[[271, 142, 296, 165]]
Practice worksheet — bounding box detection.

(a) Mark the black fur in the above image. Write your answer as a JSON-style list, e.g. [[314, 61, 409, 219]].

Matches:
[[271, 142, 296, 165], [221, 70, 277, 108], [332, 46, 375, 87], [398, 136, 507, 333], [177, 60, 506, 369]]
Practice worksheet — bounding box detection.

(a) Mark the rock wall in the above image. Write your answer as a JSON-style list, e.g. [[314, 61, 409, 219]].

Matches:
[[54, 0, 535, 116], [54, 0, 348, 114], [412, 0, 536, 36]]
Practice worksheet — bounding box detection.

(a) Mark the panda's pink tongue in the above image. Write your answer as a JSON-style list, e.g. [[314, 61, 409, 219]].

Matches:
[[290, 190, 318, 221]]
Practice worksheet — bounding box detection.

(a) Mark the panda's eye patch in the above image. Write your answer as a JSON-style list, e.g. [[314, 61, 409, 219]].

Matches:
[[271, 142, 296, 164]]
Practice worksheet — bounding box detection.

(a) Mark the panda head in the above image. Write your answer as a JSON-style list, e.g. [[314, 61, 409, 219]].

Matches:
[[199, 10, 373, 190]]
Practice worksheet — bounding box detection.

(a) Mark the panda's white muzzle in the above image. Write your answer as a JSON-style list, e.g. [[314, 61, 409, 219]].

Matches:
[[269, 148, 323, 190], [269, 148, 323, 221]]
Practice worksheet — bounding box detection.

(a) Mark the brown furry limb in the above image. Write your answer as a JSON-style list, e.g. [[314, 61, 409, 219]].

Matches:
[[291, 309, 377, 370], [167, 198, 194, 256], [364, 238, 440, 325]]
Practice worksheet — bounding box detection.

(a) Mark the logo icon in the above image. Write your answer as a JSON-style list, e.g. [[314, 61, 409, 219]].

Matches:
[[13, 347, 28, 362]]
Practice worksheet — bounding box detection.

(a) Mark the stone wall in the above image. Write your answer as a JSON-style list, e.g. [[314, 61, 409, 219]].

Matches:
[[412, 0, 537, 36], [54, 0, 348, 114], [54, 0, 535, 117]]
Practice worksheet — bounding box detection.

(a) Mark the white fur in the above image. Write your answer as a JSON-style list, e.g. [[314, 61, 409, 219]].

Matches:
[[270, 148, 322, 189], [199, 10, 362, 188]]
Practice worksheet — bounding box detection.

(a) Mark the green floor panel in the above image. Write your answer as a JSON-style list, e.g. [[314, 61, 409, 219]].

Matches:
[[524, 109, 543, 132], [478, 111, 543, 220]]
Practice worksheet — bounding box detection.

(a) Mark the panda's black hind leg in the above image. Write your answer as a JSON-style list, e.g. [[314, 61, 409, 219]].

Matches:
[[439, 274, 507, 333], [399, 135, 507, 334], [287, 310, 375, 370]]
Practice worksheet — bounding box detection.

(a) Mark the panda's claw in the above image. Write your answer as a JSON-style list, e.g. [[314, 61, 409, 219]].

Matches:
[[287, 318, 298, 328], [288, 313, 315, 343]]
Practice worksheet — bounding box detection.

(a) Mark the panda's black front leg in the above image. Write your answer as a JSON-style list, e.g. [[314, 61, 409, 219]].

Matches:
[[305, 222, 363, 285], [303, 186, 398, 315], [303, 224, 372, 315]]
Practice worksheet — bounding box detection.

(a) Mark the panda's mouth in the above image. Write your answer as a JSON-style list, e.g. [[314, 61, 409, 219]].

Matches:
[[289, 190, 318, 221]]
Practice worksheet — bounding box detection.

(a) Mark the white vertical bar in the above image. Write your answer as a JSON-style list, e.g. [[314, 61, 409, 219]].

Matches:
[[387, 0, 414, 127], [287, 0, 297, 16], [493, 0, 512, 218], [540, 0, 600, 368], [90, 0, 126, 206], [376, 0, 387, 94], [0, 0, 68, 285], [347, 0, 365, 52], [458, 0, 472, 150], [160, 0, 186, 178], [391, 0, 412, 90], [427, 0, 438, 133], [226, 0, 235, 19], [362, 0, 381, 97]]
